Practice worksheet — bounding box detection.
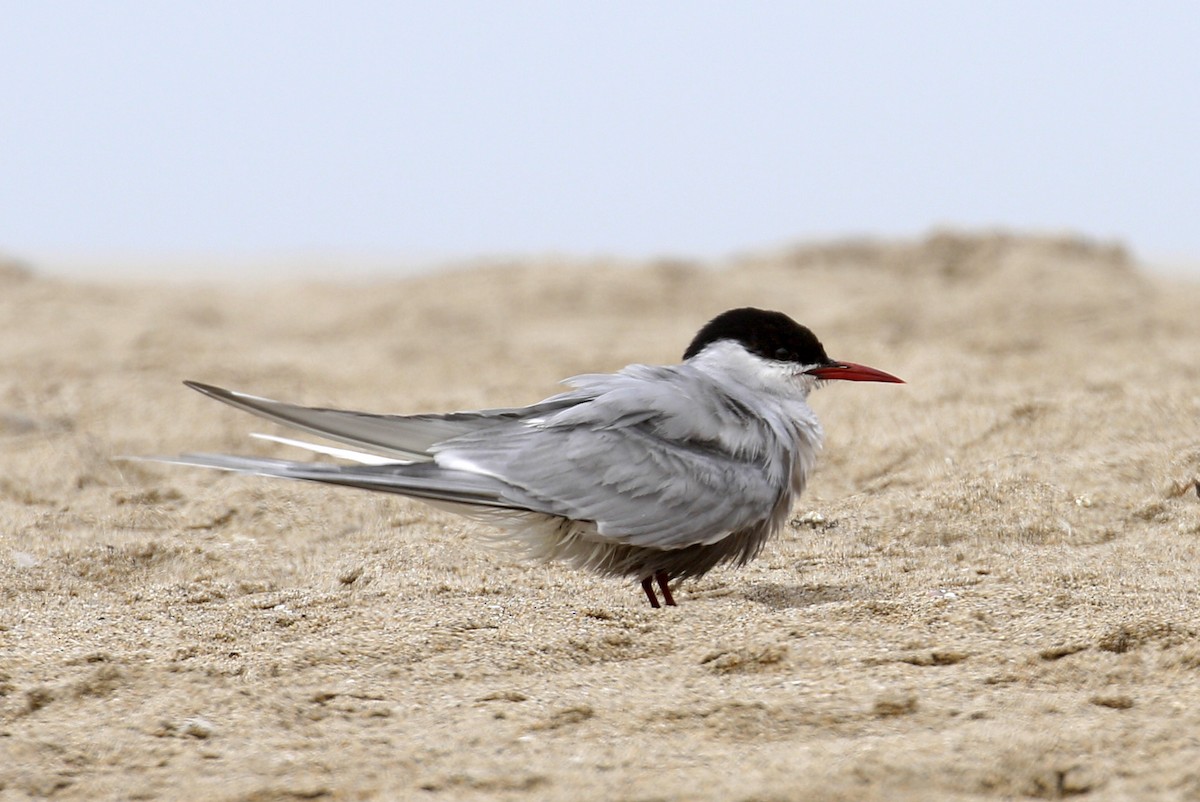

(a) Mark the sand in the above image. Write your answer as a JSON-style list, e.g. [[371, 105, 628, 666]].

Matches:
[[2, 232, 1199, 801]]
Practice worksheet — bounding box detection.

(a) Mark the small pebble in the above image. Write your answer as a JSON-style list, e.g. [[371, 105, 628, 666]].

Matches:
[[183, 716, 216, 739]]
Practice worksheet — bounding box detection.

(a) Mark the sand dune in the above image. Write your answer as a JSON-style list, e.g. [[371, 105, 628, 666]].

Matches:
[[2, 232, 1198, 800]]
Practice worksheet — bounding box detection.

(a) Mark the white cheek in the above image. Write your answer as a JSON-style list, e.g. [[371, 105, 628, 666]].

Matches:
[[690, 341, 815, 400], [755, 363, 814, 398]]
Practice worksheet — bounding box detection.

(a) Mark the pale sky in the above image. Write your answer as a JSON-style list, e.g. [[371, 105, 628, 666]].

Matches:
[[3, 2, 1198, 276]]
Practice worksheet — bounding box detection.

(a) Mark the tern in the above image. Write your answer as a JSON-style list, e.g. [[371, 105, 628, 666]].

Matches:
[[153, 307, 902, 607]]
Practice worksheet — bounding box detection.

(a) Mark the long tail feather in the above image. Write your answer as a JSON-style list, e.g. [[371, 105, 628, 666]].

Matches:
[[249, 432, 399, 465], [141, 452, 527, 511]]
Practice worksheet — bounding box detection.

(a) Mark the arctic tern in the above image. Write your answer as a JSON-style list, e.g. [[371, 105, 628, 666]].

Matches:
[[155, 307, 902, 607]]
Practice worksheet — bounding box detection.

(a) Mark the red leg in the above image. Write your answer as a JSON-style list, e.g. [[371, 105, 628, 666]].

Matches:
[[641, 577, 661, 608], [656, 571, 676, 606]]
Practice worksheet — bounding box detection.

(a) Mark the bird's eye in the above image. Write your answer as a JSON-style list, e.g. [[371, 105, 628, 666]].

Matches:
[[774, 348, 794, 361]]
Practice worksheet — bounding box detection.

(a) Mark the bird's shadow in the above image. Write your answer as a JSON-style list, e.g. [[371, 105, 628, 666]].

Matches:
[[740, 582, 854, 610]]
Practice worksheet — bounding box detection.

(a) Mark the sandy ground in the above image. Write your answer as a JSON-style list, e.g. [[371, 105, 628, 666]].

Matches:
[[2, 232, 1199, 801]]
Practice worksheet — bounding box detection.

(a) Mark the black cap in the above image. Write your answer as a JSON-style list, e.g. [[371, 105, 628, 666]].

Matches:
[[682, 307, 831, 366]]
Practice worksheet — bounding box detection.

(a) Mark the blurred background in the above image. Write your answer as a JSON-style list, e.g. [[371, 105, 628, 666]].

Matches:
[[3, 1, 1197, 279]]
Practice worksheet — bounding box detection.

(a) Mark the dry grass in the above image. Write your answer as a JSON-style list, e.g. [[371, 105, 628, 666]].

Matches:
[[2, 232, 1199, 801]]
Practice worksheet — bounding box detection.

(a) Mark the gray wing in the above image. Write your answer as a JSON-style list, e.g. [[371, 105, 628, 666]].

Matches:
[[183, 381, 570, 461], [173, 372, 785, 551], [436, 368, 784, 550]]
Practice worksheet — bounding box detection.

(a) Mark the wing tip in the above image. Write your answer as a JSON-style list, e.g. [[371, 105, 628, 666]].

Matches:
[[185, 380, 268, 405], [184, 379, 224, 397]]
